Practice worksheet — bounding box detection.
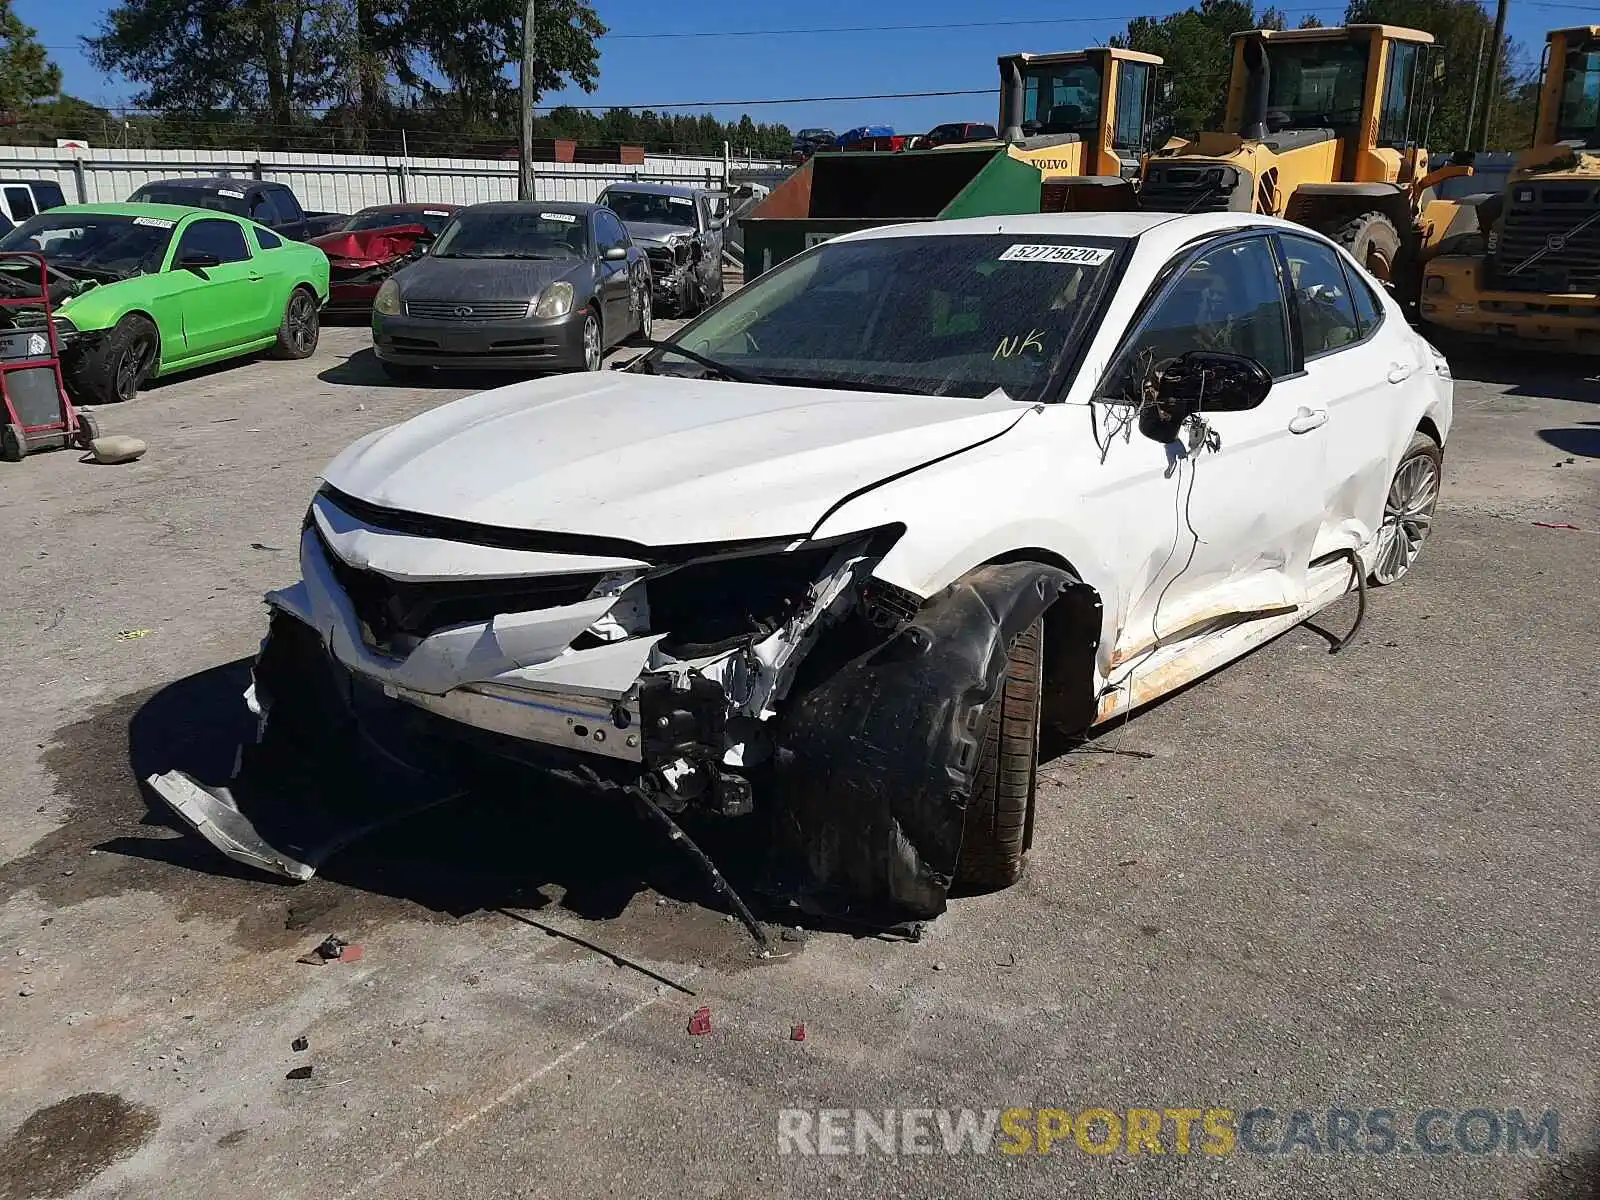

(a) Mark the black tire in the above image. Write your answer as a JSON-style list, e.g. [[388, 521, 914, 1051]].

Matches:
[[272, 286, 320, 359], [1369, 431, 1443, 587], [955, 617, 1042, 890], [679, 273, 701, 318], [1332, 211, 1402, 284], [76, 410, 101, 449], [76, 312, 159, 404], [1, 423, 25, 462]]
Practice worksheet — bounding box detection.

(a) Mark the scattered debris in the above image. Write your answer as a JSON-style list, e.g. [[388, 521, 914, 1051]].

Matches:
[[932, 961, 947, 972], [790, 1022, 806, 1042], [114, 629, 152, 641], [1533, 521, 1581, 531], [687, 1006, 712, 1036], [284, 1065, 314, 1081], [780, 927, 806, 944], [298, 935, 361, 966], [18, 983, 36, 997], [1116, 858, 1138, 867], [291, 1037, 308, 1053], [87, 435, 147, 465], [499, 909, 696, 996], [249, 542, 283, 552]]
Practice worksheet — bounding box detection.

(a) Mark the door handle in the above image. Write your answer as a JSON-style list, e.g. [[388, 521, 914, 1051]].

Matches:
[[1288, 406, 1328, 434], [1387, 362, 1415, 384], [247, 272, 265, 282]]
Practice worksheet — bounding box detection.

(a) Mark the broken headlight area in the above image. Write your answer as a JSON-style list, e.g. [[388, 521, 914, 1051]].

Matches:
[[277, 505, 906, 827]]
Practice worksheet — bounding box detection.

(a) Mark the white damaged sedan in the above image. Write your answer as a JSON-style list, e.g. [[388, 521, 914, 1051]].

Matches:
[[154, 211, 1452, 928]]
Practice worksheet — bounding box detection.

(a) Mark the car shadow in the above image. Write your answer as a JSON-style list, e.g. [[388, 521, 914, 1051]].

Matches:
[[1538, 421, 1600, 458], [110, 659, 791, 931], [1444, 345, 1600, 403]]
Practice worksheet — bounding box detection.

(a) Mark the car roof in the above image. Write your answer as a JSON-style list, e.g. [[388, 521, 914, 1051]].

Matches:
[[40, 201, 240, 221], [459, 200, 600, 216], [834, 210, 1323, 255], [598, 182, 706, 198], [134, 177, 268, 192], [359, 202, 462, 213]]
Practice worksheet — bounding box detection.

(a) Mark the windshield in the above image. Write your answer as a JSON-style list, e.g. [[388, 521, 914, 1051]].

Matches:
[[1021, 60, 1104, 136], [645, 233, 1122, 402], [1264, 40, 1369, 128], [129, 185, 248, 216], [346, 208, 456, 236], [429, 210, 590, 259], [602, 190, 697, 228], [1556, 44, 1600, 142], [0, 213, 174, 278]]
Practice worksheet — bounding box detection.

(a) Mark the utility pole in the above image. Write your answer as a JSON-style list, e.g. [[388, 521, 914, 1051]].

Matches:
[[1466, 30, 1485, 151], [1479, 0, 1509, 150], [519, 0, 537, 200]]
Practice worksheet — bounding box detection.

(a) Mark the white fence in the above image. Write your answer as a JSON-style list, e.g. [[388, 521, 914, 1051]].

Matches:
[[0, 145, 788, 215]]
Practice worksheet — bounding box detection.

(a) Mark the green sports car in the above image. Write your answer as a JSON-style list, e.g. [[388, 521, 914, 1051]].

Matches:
[[0, 202, 330, 403]]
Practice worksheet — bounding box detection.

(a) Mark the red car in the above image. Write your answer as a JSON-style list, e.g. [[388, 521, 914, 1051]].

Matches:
[[311, 204, 461, 314]]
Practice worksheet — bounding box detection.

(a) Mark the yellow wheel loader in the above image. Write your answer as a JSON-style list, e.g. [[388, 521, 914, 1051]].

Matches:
[[1420, 26, 1600, 349], [996, 47, 1164, 208], [1137, 24, 1469, 294]]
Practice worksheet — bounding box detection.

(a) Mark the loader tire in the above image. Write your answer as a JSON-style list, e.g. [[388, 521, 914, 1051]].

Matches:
[[1333, 211, 1402, 284], [955, 617, 1042, 891]]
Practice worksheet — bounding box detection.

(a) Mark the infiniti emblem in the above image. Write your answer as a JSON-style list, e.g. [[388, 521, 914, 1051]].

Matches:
[[1545, 234, 1565, 252], [453, 305, 474, 317]]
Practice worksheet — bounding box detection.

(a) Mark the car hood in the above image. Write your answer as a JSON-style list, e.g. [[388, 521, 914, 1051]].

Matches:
[[620, 221, 696, 245], [311, 225, 430, 264], [395, 255, 584, 301], [322, 373, 1030, 548]]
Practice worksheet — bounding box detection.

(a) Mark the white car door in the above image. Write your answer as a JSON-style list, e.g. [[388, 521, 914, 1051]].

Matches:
[[1277, 232, 1419, 559], [1091, 232, 1327, 670]]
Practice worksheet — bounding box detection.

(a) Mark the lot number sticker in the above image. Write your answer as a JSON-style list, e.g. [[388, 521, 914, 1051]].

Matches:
[[132, 217, 175, 228], [999, 243, 1113, 265], [540, 212, 578, 223]]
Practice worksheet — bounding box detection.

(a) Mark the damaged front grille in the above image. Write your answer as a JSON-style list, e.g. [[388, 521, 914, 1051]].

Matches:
[[316, 527, 602, 649]]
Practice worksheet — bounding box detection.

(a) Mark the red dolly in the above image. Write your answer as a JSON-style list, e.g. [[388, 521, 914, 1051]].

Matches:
[[0, 250, 99, 462]]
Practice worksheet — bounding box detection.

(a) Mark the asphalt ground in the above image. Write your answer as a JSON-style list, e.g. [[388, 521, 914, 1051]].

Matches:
[[0, 319, 1594, 1200]]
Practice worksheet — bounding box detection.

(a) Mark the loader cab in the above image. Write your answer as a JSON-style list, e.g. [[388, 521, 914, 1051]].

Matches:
[[1537, 26, 1600, 147], [1225, 25, 1439, 181], [998, 47, 1162, 179]]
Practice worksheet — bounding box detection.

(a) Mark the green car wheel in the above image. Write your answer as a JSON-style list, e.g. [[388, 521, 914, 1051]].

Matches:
[[273, 287, 320, 360], [74, 313, 160, 404]]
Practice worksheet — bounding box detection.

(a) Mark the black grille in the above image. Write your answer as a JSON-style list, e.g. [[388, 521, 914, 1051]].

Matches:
[[405, 299, 532, 321], [1492, 180, 1600, 293], [645, 247, 677, 275], [316, 528, 602, 648]]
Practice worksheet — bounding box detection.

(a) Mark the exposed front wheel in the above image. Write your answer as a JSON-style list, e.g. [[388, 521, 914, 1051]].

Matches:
[[955, 618, 1042, 890], [1369, 432, 1442, 585], [74, 313, 159, 404]]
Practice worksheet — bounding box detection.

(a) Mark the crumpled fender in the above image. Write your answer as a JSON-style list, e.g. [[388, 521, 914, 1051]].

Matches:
[[769, 561, 1077, 926]]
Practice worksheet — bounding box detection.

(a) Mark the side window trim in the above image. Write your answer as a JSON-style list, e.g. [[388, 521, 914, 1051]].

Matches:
[[1337, 250, 1385, 341]]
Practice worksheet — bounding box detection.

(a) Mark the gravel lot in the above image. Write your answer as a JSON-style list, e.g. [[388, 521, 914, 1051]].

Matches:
[[0, 318, 1595, 1200]]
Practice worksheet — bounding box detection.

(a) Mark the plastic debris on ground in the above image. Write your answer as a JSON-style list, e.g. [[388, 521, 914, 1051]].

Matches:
[[687, 1006, 712, 1036]]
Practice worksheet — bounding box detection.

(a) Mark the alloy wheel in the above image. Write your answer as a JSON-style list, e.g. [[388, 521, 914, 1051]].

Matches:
[[114, 336, 156, 401], [1371, 452, 1439, 584], [288, 291, 318, 354], [639, 289, 652, 341], [582, 312, 601, 371]]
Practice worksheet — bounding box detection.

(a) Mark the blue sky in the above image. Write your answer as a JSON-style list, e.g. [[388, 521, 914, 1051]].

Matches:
[[15, 0, 1575, 135]]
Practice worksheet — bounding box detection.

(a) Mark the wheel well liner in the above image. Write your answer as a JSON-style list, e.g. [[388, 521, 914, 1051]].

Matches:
[[769, 559, 1098, 924], [1417, 415, 1442, 446]]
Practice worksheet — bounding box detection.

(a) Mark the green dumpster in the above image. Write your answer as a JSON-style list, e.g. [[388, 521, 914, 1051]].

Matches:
[[741, 146, 1043, 280]]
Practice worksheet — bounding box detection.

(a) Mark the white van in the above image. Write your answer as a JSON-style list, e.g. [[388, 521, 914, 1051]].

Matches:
[[0, 180, 69, 230]]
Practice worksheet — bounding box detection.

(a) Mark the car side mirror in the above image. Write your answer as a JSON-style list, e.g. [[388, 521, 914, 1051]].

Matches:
[[1139, 350, 1271, 443], [602, 245, 628, 261], [178, 251, 221, 272]]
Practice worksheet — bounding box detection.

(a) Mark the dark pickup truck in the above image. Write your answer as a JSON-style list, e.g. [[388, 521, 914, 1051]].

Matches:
[[125, 177, 346, 241]]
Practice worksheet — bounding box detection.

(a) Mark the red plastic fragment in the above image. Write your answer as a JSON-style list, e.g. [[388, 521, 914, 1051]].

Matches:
[[1533, 522, 1580, 530], [790, 1022, 806, 1042], [687, 1006, 712, 1036], [340, 944, 364, 964]]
